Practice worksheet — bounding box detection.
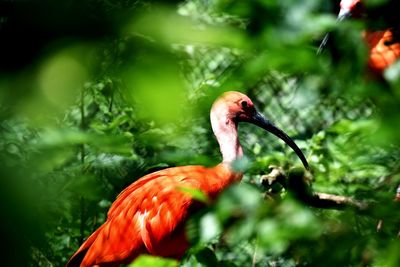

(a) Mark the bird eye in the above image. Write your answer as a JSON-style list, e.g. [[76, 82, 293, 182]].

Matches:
[[241, 101, 248, 108], [354, 1, 362, 10]]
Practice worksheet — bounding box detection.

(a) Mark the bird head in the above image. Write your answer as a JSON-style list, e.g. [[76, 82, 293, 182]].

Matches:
[[339, 0, 365, 20], [211, 91, 309, 170], [211, 91, 256, 122]]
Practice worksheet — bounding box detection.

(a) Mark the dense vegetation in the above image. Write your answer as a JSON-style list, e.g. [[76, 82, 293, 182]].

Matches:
[[1, 0, 399, 266]]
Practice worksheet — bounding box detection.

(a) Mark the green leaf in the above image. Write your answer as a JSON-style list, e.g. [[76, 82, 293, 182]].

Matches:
[[177, 186, 211, 204], [128, 255, 179, 267]]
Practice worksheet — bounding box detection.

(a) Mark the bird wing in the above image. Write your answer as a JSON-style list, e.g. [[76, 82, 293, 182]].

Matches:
[[68, 164, 236, 266]]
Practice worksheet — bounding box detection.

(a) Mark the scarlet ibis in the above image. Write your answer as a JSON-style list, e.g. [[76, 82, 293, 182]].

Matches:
[[66, 91, 309, 267], [318, 0, 400, 77], [320, 0, 400, 230]]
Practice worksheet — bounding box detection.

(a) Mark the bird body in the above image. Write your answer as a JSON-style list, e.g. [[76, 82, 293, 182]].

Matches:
[[363, 29, 400, 76], [67, 91, 308, 267], [68, 164, 239, 266]]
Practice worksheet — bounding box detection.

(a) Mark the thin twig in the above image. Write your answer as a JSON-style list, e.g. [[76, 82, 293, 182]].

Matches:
[[311, 192, 370, 211], [79, 86, 86, 244], [252, 238, 259, 267]]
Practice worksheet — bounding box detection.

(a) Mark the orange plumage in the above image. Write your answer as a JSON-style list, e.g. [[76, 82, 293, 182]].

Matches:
[[68, 165, 239, 266], [67, 91, 308, 267], [363, 29, 400, 76]]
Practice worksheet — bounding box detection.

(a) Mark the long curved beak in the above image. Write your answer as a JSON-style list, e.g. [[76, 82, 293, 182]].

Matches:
[[251, 111, 309, 170], [317, 8, 352, 55]]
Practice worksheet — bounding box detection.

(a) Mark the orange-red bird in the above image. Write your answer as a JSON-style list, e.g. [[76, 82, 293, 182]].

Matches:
[[319, 0, 400, 77], [66, 91, 309, 267], [319, 0, 400, 232]]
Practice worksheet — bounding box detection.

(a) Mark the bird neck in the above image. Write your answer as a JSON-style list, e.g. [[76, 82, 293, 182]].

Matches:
[[210, 111, 243, 164]]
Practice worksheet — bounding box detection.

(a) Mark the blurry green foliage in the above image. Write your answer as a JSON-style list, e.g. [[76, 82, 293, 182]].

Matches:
[[129, 255, 179, 267], [0, 0, 399, 266]]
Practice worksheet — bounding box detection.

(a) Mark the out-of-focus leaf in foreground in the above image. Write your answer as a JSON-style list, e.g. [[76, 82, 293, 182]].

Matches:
[[128, 255, 178, 267]]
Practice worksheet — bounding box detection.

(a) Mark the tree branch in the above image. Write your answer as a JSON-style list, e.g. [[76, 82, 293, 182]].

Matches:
[[261, 166, 371, 212]]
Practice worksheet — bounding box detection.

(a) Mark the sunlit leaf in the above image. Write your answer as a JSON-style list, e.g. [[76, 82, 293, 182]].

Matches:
[[128, 255, 178, 267], [177, 186, 211, 204]]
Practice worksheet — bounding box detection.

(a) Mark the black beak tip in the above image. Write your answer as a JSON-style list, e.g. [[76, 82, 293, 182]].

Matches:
[[303, 161, 310, 171], [252, 112, 310, 171]]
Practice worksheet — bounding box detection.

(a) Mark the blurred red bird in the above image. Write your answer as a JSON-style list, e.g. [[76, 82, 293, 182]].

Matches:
[[66, 91, 308, 267], [319, 0, 400, 77], [319, 0, 400, 233]]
